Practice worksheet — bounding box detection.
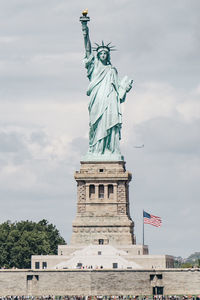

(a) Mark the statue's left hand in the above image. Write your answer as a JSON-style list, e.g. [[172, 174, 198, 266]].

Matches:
[[126, 79, 133, 92]]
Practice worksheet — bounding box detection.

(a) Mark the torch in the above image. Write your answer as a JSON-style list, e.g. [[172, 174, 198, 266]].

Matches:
[[79, 9, 90, 26]]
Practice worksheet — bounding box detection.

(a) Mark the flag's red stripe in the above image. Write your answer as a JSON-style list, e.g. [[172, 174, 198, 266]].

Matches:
[[144, 214, 162, 227]]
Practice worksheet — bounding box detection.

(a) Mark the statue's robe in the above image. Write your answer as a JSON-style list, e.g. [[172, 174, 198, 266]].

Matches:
[[85, 54, 126, 155]]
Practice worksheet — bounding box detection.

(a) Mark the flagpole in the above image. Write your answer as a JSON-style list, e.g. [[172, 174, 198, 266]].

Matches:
[[143, 210, 144, 246]]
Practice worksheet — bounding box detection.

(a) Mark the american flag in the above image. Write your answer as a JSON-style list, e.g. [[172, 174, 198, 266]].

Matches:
[[143, 210, 162, 227]]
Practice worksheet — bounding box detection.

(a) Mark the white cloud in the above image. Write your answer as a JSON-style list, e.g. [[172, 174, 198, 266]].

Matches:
[[125, 82, 177, 124], [0, 36, 20, 43], [177, 99, 200, 121], [0, 163, 37, 190]]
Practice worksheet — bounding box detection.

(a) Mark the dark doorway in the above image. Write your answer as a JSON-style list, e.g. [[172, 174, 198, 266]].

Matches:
[[153, 286, 164, 295]]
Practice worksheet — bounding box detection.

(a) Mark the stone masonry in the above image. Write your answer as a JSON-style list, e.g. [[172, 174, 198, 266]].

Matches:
[[70, 161, 135, 246], [0, 269, 200, 296]]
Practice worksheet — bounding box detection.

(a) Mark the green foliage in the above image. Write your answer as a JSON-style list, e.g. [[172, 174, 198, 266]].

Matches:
[[0, 219, 66, 269], [181, 262, 194, 268], [174, 259, 182, 268], [197, 259, 200, 267], [174, 252, 200, 269]]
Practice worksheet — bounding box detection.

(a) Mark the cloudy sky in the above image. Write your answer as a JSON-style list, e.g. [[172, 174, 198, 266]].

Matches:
[[0, 0, 200, 258]]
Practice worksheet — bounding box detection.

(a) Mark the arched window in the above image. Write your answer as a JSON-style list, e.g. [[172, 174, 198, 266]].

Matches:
[[108, 184, 113, 198], [89, 184, 95, 198], [99, 239, 104, 245], [99, 185, 104, 198]]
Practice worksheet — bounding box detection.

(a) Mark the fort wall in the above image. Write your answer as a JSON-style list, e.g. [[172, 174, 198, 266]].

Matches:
[[0, 269, 199, 296]]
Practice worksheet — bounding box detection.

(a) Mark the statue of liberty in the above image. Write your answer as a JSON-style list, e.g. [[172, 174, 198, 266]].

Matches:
[[80, 10, 133, 161]]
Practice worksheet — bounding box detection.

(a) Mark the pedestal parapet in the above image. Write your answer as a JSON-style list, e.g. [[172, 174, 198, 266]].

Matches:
[[71, 161, 135, 246]]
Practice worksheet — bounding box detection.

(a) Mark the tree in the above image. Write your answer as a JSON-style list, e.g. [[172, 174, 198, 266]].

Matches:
[[181, 262, 193, 268], [0, 219, 66, 269], [187, 252, 200, 264]]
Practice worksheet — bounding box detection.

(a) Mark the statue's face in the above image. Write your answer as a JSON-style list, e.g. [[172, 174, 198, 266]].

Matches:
[[99, 50, 108, 64]]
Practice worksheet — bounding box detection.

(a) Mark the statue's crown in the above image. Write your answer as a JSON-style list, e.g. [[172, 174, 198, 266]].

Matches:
[[93, 41, 116, 53]]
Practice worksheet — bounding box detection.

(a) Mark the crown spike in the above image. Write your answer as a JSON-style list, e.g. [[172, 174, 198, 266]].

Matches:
[[93, 41, 116, 53]]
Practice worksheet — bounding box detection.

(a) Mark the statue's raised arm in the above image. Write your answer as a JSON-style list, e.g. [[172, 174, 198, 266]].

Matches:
[[80, 9, 91, 58], [79, 10, 133, 162]]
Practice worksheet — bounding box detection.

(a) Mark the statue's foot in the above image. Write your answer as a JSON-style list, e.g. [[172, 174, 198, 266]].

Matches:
[[81, 151, 124, 162]]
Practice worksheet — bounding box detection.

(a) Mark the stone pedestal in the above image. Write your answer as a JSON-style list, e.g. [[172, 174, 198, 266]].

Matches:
[[71, 161, 135, 246]]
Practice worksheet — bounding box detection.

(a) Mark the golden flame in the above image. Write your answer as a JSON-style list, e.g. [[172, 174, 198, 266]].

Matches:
[[82, 9, 88, 17]]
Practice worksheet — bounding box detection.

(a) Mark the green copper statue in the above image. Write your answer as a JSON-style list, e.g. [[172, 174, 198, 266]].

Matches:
[[80, 10, 133, 161]]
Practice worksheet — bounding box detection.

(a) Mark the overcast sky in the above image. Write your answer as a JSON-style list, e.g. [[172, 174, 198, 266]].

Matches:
[[0, 0, 200, 258]]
